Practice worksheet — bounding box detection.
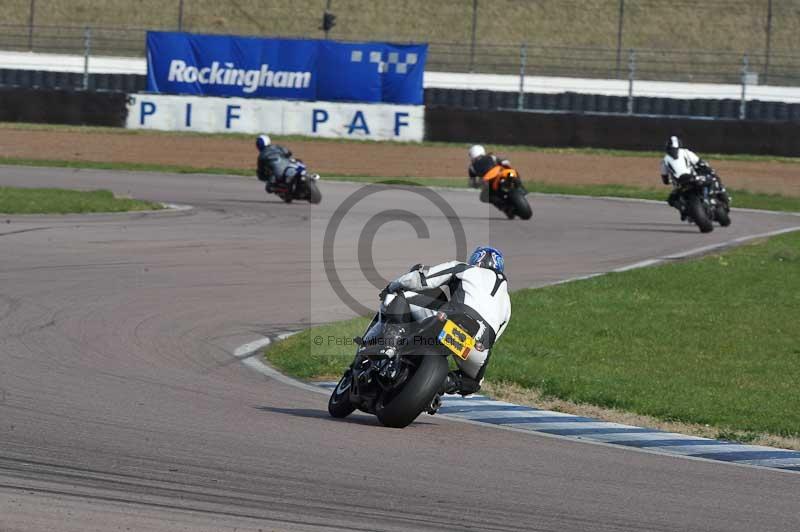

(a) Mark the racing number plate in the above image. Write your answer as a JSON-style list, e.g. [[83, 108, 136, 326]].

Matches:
[[438, 320, 475, 360]]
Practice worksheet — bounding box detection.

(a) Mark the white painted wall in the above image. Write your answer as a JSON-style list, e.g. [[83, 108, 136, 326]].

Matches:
[[4, 50, 800, 104], [126, 93, 425, 142]]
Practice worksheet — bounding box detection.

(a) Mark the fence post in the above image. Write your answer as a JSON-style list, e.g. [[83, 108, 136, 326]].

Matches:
[[627, 49, 636, 115], [468, 0, 478, 72], [740, 54, 749, 120], [177, 0, 185, 31], [764, 0, 772, 84], [27, 0, 36, 50], [517, 43, 527, 111], [83, 27, 92, 91], [615, 0, 625, 78]]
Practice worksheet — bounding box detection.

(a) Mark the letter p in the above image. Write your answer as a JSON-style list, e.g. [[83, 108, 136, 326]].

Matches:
[[312, 109, 329, 133], [140, 101, 157, 125]]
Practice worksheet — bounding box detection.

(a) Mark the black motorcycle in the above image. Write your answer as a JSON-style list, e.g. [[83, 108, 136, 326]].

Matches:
[[267, 159, 322, 204], [673, 165, 731, 233], [328, 290, 488, 428]]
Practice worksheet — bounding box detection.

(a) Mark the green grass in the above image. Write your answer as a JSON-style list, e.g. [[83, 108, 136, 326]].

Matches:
[[4, 155, 800, 213], [0, 186, 161, 214], [267, 230, 800, 437]]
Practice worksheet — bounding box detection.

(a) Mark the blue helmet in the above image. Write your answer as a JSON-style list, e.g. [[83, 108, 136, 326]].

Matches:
[[469, 245, 504, 273]]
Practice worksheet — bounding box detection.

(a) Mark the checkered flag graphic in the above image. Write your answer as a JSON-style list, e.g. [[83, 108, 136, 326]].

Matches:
[[350, 50, 419, 74]]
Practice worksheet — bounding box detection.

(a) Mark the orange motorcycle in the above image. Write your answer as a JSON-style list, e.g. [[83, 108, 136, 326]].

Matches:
[[480, 165, 532, 220]]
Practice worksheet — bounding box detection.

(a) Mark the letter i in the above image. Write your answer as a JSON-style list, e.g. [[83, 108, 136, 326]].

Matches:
[[185, 103, 192, 127]]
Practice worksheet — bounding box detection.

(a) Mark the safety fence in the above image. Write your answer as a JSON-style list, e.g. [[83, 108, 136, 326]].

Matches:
[[1, 17, 799, 86]]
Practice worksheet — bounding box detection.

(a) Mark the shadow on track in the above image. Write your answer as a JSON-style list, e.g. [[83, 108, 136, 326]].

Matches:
[[256, 406, 435, 427]]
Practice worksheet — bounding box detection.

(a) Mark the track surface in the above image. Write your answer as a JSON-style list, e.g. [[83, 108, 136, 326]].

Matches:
[[1, 166, 799, 532]]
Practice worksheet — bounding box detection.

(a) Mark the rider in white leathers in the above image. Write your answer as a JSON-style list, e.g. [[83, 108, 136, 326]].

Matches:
[[380, 246, 511, 396], [660, 135, 713, 218]]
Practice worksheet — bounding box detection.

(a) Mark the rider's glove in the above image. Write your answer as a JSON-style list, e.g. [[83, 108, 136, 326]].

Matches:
[[661, 174, 670, 185], [379, 281, 403, 301]]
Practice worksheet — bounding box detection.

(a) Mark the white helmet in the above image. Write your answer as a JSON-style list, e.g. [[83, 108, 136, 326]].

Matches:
[[256, 134, 271, 150], [468, 144, 486, 160]]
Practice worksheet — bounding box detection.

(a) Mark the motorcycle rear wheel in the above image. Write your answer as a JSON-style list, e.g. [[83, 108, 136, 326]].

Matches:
[[376, 354, 448, 428], [688, 195, 713, 233]]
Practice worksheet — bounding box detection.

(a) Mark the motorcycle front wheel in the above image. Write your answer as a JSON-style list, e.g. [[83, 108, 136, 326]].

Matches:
[[307, 180, 322, 204], [509, 189, 532, 220], [715, 206, 731, 227], [328, 369, 356, 418], [688, 195, 714, 233], [376, 354, 448, 428]]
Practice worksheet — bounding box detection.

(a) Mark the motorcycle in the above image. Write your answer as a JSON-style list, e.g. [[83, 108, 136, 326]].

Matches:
[[475, 165, 532, 220], [267, 159, 322, 204], [328, 290, 488, 428], [672, 163, 731, 233]]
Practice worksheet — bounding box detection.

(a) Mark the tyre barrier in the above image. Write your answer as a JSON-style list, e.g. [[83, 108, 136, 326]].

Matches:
[[424, 87, 800, 122], [0, 87, 128, 126], [425, 106, 800, 156]]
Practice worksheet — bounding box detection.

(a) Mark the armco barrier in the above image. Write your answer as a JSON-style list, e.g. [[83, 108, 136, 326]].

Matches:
[[424, 106, 800, 156], [0, 87, 127, 126]]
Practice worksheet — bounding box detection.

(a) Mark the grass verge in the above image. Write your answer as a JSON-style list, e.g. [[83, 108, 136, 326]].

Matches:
[[0, 186, 161, 214], [2, 155, 800, 213], [266, 230, 800, 444], [4, 122, 800, 165]]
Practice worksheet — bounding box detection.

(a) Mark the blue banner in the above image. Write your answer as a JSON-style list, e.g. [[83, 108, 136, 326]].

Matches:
[[146, 31, 427, 105]]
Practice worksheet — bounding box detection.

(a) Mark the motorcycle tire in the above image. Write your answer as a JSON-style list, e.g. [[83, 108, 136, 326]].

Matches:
[[509, 189, 532, 220], [376, 354, 448, 428], [715, 206, 731, 227], [688, 195, 713, 233], [328, 370, 356, 418], [307, 180, 322, 204]]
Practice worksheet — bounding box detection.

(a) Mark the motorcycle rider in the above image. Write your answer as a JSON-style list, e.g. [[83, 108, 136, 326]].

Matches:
[[660, 136, 721, 219], [256, 134, 299, 194], [468, 145, 512, 203], [379, 245, 511, 397]]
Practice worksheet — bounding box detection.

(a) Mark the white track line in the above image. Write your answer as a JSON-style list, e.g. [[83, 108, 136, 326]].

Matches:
[[234, 337, 327, 396]]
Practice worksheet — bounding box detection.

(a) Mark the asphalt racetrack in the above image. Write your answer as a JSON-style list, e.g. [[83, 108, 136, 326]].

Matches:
[[1, 166, 799, 532]]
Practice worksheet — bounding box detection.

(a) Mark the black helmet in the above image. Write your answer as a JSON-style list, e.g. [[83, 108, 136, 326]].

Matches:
[[665, 136, 681, 159]]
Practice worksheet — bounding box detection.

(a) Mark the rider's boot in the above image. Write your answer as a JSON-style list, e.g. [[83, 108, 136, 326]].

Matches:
[[440, 370, 482, 396], [439, 371, 461, 395]]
